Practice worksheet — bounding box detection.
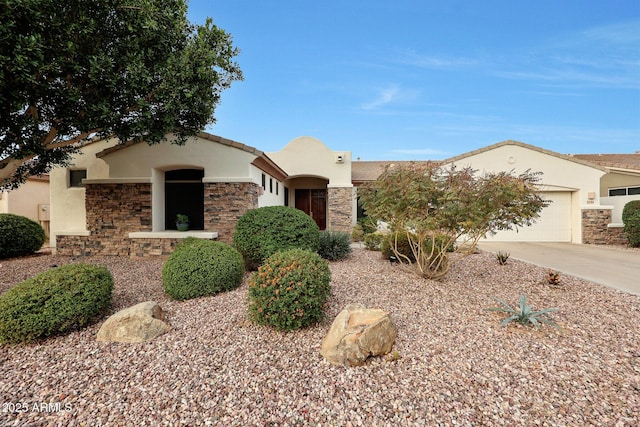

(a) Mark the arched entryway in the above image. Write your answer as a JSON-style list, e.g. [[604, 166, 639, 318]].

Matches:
[[288, 176, 328, 230], [164, 169, 204, 230]]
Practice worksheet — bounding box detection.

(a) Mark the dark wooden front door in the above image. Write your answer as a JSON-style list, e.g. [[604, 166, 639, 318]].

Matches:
[[295, 189, 326, 230]]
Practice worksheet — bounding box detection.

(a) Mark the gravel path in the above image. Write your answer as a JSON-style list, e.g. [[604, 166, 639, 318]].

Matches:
[[0, 248, 638, 426]]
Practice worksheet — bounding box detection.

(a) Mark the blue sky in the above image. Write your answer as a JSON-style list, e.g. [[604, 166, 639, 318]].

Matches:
[[188, 0, 640, 160]]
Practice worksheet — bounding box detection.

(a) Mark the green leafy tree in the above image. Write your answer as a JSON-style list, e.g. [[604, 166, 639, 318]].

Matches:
[[358, 163, 548, 279], [0, 0, 243, 188]]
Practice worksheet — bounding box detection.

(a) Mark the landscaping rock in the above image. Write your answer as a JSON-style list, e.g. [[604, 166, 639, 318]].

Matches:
[[96, 301, 170, 343], [320, 303, 397, 366]]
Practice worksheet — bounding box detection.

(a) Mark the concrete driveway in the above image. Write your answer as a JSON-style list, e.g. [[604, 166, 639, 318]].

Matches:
[[478, 242, 640, 296]]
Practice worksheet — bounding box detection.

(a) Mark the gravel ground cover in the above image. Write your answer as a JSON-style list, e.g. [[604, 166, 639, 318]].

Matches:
[[0, 248, 638, 426]]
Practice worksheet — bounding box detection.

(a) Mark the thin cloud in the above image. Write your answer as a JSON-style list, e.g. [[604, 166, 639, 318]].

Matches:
[[396, 49, 481, 69], [360, 85, 420, 110], [495, 19, 640, 89], [361, 85, 399, 110], [579, 20, 640, 47]]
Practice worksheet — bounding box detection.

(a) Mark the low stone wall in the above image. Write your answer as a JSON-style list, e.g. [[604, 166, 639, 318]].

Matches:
[[129, 238, 190, 258], [56, 181, 259, 257], [582, 208, 628, 246]]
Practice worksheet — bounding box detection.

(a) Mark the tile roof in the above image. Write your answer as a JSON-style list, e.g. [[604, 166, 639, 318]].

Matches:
[[351, 160, 439, 183], [570, 153, 640, 171]]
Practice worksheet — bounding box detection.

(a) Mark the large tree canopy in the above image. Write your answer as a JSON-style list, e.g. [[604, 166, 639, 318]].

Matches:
[[0, 0, 243, 188]]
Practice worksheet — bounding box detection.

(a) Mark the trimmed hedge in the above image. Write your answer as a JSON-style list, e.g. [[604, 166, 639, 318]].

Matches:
[[233, 206, 320, 270], [318, 230, 352, 261], [247, 249, 331, 331], [0, 264, 113, 344], [0, 213, 46, 259], [623, 201, 640, 248], [162, 239, 245, 300]]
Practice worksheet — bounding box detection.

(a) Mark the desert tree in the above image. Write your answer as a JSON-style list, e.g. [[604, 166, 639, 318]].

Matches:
[[358, 162, 548, 280], [0, 0, 243, 188]]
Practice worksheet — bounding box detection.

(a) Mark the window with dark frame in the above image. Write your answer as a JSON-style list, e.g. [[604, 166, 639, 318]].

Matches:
[[261, 173, 266, 190], [270, 178, 273, 193], [608, 187, 640, 197], [69, 169, 87, 188], [276, 182, 279, 195]]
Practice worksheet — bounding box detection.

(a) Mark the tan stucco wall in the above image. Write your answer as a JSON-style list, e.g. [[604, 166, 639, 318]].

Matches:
[[102, 136, 258, 180], [268, 136, 353, 186], [599, 172, 640, 194], [0, 179, 50, 225], [50, 139, 113, 243]]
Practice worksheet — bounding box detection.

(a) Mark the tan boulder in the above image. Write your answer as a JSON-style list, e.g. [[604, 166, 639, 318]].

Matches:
[[321, 303, 397, 367], [96, 301, 170, 343]]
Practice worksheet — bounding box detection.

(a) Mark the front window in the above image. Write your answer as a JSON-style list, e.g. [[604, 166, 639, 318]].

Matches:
[[69, 169, 87, 188]]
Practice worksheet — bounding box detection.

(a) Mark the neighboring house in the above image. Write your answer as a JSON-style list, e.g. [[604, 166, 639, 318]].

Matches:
[[49, 135, 639, 257], [0, 175, 50, 237], [570, 153, 640, 224]]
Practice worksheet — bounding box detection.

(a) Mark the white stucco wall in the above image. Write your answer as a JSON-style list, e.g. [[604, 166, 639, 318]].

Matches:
[[252, 164, 285, 207], [601, 195, 640, 224]]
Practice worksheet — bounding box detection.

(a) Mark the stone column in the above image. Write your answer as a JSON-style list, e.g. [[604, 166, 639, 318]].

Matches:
[[327, 186, 354, 233], [204, 182, 259, 243]]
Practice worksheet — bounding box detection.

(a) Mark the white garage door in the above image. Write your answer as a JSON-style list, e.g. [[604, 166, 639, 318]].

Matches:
[[483, 192, 572, 242]]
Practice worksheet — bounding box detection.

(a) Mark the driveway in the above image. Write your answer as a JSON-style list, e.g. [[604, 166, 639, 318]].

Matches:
[[478, 242, 640, 296]]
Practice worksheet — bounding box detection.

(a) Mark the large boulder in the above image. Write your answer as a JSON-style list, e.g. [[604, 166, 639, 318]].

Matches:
[[320, 303, 397, 367], [96, 301, 170, 343]]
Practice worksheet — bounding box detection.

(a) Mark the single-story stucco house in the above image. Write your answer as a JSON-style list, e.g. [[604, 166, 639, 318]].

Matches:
[[49, 133, 640, 257]]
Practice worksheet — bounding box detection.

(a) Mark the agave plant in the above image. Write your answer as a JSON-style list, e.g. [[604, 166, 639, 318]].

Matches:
[[496, 251, 510, 265], [486, 295, 560, 329]]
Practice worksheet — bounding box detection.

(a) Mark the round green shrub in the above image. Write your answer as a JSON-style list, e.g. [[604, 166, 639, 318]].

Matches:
[[248, 249, 331, 331], [318, 230, 352, 261], [363, 231, 386, 251], [0, 264, 113, 344], [162, 239, 245, 300], [622, 201, 640, 248], [0, 213, 46, 259], [233, 206, 320, 270], [351, 223, 364, 242], [622, 200, 640, 224]]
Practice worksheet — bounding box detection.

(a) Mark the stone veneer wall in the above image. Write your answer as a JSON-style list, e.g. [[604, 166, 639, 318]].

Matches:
[[327, 187, 353, 233], [582, 208, 628, 246], [204, 182, 259, 243], [57, 183, 152, 257]]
